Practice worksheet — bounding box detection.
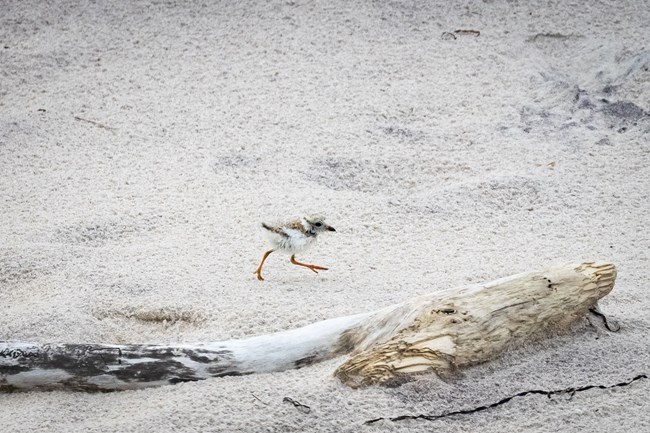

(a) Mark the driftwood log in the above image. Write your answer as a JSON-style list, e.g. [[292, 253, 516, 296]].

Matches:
[[1, 261, 616, 392]]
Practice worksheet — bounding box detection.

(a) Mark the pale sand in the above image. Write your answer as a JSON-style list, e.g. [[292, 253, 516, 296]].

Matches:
[[1, 0, 649, 431]]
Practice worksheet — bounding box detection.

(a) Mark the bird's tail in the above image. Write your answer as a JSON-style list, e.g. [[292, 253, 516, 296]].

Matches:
[[261, 222, 273, 231]]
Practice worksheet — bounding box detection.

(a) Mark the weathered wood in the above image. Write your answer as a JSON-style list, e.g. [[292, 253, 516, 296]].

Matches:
[[335, 261, 617, 387], [0, 262, 616, 392]]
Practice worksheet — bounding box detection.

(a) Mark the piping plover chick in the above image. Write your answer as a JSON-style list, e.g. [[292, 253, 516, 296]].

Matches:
[[254, 215, 336, 281]]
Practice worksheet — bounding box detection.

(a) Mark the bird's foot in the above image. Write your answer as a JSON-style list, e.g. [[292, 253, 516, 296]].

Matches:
[[307, 265, 328, 273], [290, 255, 329, 275], [300, 264, 329, 274]]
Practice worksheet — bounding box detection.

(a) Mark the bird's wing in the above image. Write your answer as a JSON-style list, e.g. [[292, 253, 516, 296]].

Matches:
[[262, 222, 289, 237]]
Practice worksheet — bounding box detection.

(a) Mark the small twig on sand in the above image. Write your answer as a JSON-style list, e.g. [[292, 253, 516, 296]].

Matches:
[[74, 116, 117, 133], [283, 397, 311, 414], [251, 392, 269, 405], [442, 29, 481, 40], [454, 29, 480, 37], [365, 375, 648, 425], [588, 306, 621, 332]]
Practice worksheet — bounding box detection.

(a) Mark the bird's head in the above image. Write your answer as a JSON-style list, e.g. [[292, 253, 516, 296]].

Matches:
[[304, 214, 336, 234]]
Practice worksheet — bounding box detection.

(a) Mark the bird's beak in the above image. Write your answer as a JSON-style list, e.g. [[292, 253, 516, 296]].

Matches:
[[327, 225, 336, 232]]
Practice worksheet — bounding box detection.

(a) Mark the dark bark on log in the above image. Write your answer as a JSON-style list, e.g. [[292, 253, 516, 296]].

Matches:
[[0, 313, 369, 391]]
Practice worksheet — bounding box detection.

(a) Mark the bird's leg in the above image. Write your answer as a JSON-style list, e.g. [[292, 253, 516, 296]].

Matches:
[[255, 250, 274, 281], [290, 254, 329, 274]]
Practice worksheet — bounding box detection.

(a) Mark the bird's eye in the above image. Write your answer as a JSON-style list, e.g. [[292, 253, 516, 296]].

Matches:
[[315, 222, 322, 227]]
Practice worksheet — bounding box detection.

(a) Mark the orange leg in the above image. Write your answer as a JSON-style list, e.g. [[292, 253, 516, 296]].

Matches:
[[255, 250, 274, 281], [290, 254, 329, 274]]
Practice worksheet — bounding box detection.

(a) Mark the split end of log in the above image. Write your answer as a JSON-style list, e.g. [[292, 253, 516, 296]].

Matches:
[[334, 261, 617, 388]]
